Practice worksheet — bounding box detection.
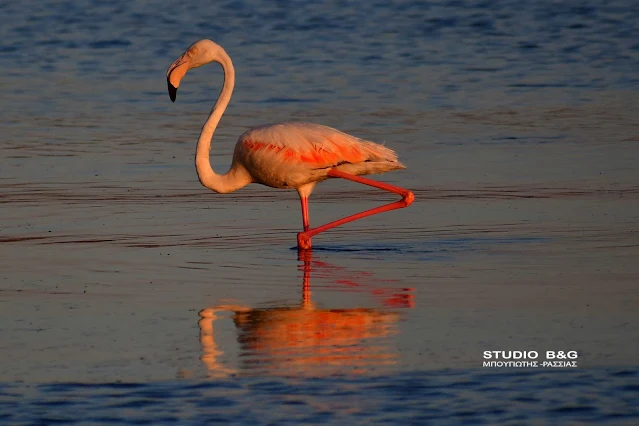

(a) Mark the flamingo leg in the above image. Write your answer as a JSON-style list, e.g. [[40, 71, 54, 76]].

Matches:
[[300, 196, 310, 231], [297, 169, 414, 249]]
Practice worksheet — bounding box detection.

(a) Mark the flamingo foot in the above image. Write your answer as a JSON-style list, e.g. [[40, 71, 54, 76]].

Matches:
[[297, 232, 312, 250]]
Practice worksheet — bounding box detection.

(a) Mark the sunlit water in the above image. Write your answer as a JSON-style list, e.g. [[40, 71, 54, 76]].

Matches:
[[2, 0, 638, 423]]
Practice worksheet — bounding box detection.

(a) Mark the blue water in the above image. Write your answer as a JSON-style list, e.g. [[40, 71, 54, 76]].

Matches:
[[2, 369, 637, 424], [2, 0, 638, 423]]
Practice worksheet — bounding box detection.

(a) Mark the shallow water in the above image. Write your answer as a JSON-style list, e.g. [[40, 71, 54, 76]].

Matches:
[[2, 0, 638, 423], [2, 369, 638, 424]]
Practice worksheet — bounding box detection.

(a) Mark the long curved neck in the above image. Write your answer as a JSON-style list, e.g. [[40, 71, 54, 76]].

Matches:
[[195, 48, 250, 194]]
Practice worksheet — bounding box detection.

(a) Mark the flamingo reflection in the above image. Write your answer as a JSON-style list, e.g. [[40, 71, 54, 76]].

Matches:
[[198, 251, 414, 377]]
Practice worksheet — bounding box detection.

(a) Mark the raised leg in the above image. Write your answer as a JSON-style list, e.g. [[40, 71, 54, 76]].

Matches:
[[297, 169, 414, 249]]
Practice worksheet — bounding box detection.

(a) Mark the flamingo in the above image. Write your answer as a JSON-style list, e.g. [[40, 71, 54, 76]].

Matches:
[[166, 39, 414, 249]]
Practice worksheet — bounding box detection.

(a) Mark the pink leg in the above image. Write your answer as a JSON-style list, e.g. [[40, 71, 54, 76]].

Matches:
[[300, 196, 310, 231], [297, 169, 414, 249]]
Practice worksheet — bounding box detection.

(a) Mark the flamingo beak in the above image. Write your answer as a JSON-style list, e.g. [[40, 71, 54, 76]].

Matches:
[[166, 54, 191, 102]]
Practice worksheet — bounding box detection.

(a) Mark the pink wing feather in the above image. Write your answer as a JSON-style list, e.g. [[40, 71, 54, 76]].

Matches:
[[237, 122, 401, 169]]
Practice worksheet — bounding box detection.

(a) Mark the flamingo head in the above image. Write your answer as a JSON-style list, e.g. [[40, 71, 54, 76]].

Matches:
[[166, 39, 223, 102]]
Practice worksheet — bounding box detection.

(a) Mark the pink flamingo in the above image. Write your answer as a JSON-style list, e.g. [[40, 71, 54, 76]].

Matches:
[[167, 39, 414, 249]]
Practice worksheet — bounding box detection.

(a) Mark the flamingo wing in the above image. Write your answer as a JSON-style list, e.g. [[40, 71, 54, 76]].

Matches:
[[237, 122, 402, 170]]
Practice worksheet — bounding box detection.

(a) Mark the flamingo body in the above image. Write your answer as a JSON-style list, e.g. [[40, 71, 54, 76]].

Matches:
[[167, 39, 413, 249], [235, 122, 405, 191]]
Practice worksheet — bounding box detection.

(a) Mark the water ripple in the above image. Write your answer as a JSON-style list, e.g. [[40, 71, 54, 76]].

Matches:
[[1, 368, 637, 424]]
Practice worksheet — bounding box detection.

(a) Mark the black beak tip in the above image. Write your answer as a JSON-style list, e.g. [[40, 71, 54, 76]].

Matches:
[[167, 79, 177, 102]]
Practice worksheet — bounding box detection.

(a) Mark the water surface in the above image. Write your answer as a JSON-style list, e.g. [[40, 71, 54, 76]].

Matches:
[[1, 0, 638, 423]]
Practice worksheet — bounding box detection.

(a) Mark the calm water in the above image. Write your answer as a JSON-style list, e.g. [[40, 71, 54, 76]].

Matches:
[[2, 0, 638, 423]]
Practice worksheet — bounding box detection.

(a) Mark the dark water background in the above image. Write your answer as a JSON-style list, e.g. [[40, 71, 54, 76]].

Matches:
[[2, 0, 638, 423]]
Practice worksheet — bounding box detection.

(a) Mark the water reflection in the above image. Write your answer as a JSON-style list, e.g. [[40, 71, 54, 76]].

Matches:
[[198, 251, 414, 377]]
